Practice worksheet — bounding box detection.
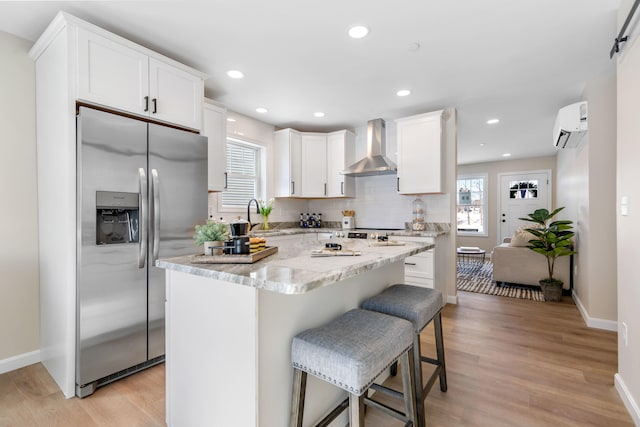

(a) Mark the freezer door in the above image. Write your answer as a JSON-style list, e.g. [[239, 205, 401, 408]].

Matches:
[[76, 107, 148, 386], [148, 123, 208, 359]]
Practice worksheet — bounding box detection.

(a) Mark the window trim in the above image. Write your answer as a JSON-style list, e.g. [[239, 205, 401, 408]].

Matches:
[[456, 173, 489, 237], [217, 137, 265, 213]]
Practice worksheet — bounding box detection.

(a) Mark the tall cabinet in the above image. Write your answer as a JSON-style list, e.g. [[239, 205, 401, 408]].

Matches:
[[202, 100, 228, 192], [29, 11, 206, 398]]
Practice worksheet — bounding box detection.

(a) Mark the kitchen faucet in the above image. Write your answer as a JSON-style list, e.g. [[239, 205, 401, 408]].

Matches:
[[247, 198, 260, 230]]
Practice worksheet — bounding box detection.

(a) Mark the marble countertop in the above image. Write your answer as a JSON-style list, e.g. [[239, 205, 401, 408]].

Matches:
[[156, 238, 434, 295], [248, 227, 447, 238]]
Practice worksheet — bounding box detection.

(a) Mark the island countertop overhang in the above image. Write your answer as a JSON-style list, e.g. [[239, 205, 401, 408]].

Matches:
[[156, 239, 434, 295]]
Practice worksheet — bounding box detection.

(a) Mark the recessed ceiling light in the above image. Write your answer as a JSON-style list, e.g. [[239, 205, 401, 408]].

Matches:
[[226, 117, 236, 122], [226, 70, 244, 79], [255, 107, 268, 114], [314, 112, 325, 118], [502, 153, 511, 157], [348, 25, 369, 39], [487, 118, 500, 124], [397, 89, 411, 97], [479, 143, 486, 147]]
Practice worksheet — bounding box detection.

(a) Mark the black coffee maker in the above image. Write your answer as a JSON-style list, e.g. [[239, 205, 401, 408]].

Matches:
[[224, 218, 250, 255]]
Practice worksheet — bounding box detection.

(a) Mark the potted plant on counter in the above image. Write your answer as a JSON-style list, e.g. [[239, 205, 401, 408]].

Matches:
[[519, 207, 576, 301], [258, 198, 274, 231], [194, 220, 229, 255]]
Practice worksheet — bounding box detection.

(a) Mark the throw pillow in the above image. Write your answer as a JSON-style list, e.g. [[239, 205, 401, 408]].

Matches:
[[510, 226, 537, 247]]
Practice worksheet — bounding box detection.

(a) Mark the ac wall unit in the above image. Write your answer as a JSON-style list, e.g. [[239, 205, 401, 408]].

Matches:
[[553, 101, 588, 149]]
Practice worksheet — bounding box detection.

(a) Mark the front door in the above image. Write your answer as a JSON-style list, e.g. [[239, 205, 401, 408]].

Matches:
[[498, 171, 551, 244]]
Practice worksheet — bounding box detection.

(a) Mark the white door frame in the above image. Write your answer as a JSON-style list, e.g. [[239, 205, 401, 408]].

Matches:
[[496, 169, 552, 247]]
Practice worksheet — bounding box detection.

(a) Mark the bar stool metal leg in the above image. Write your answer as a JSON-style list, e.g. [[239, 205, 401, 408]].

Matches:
[[290, 369, 307, 427], [434, 313, 447, 392]]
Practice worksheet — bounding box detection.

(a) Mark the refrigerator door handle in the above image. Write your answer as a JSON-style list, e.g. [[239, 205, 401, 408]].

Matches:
[[151, 168, 160, 264], [138, 168, 148, 268]]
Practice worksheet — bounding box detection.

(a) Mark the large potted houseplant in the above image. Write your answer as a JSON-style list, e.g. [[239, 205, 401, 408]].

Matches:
[[194, 220, 229, 255], [519, 207, 576, 301]]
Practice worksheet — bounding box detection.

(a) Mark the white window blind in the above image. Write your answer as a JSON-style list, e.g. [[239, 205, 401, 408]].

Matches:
[[222, 140, 258, 208]]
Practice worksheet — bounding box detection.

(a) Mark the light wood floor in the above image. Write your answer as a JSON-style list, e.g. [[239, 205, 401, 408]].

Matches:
[[0, 291, 633, 426]]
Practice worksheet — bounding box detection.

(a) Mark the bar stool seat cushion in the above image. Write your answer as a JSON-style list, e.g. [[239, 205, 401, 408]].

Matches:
[[291, 308, 413, 396], [361, 284, 443, 332]]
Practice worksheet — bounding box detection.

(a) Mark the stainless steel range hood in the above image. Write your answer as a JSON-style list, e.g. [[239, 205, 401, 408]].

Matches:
[[342, 118, 397, 177]]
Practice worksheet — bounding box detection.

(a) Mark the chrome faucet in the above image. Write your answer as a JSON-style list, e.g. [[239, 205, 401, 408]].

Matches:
[[247, 198, 260, 230]]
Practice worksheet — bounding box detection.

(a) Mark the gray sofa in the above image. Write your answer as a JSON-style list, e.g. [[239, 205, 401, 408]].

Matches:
[[492, 238, 572, 290]]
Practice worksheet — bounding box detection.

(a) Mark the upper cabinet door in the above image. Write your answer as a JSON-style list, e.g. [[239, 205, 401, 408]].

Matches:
[[77, 28, 149, 116], [300, 134, 327, 197], [274, 129, 302, 197], [149, 58, 203, 130], [326, 130, 355, 197], [396, 110, 444, 194], [202, 102, 227, 192]]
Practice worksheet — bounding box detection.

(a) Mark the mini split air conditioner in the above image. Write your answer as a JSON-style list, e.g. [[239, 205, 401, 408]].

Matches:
[[553, 101, 588, 149]]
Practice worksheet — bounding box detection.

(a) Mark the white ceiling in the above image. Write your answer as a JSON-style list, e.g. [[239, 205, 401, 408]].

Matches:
[[0, 1, 619, 164]]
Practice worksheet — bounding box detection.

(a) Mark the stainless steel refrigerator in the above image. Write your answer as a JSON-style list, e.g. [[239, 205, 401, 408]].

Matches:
[[75, 106, 207, 397]]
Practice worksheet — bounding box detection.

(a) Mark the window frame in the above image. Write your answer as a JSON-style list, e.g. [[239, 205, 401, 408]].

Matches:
[[456, 173, 489, 237], [217, 137, 265, 213]]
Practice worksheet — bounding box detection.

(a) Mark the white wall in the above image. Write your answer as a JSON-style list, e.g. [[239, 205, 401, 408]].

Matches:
[[615, 1, 640, 423], [0, 31, 40, 366], [556, 70, 617, 329]]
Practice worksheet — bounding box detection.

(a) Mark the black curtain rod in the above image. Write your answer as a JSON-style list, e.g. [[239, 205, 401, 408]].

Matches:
[[611, 0, 640, 58]]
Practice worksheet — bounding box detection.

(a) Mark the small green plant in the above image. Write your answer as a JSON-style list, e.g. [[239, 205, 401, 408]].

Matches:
[[259, 198, 274, 217], [518, 207, 576, 282], [193, 220, 229, 246]]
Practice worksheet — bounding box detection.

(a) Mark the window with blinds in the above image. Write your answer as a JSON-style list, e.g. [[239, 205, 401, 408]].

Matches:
[[222, 139, 259, 208]]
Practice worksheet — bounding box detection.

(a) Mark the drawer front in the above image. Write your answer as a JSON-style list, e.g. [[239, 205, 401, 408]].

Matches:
[[403, 252, 434, 279], [403, 276, 434, 289]]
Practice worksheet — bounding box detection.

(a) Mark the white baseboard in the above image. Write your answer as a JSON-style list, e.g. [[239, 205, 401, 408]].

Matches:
[[447, 294, 458, 305], [0, 350, 41, 375], [615, 373, 640, 426], [572, 291, 618, 331]]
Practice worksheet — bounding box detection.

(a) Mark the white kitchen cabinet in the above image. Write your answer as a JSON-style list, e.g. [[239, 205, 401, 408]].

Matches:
[[274, 129, 302, 197], [202, 101, 227, 192], [77, 25, 204, 130], [300, 133, 327, 197], [396, 110, 444, 194], [393, 235, 435, 289], [28, 11, 207, 398], [274, 128, 355, 198], [326, 130, 355, 197], [77, 28, 149, 116]]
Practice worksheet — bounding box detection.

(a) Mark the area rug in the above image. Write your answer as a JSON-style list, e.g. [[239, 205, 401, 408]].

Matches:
[[457, 261, 545, 301]]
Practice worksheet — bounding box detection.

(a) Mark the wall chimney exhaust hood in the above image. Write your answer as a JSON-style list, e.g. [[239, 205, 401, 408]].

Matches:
[[342, 118, 397, 177]]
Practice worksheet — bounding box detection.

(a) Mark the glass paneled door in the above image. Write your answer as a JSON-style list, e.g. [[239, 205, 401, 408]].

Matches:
[[498, 171, 551, 244]]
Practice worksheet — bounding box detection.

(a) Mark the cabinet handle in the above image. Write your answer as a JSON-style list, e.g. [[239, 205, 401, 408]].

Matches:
[[291, 181, 295, 195], [224, 172, 228, 189], [144, 96, 149, 112], [152, 98, 157, 114], [397, 177, 400, 192], [324, 183, 327, 196], [404, 262, 417, 266], [341, 181, 344, 195]]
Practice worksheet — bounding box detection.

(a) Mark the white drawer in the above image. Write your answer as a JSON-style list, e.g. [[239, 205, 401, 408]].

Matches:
[[403, 276, 434, 289], [403, 253, 434, 279]]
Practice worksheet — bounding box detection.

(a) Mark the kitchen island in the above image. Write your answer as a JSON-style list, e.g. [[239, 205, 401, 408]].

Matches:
[[156, 237, 433, 427]]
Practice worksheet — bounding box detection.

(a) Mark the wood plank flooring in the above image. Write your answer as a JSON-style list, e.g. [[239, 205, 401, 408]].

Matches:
[[0, 291, 633, 426]]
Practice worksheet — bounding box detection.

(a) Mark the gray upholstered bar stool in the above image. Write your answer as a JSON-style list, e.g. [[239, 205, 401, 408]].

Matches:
[[361, 285, 447, 427], [290, 308, 417, 427]]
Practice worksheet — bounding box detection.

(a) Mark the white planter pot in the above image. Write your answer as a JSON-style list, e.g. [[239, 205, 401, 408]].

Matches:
[[204, 241, 224, 256]]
